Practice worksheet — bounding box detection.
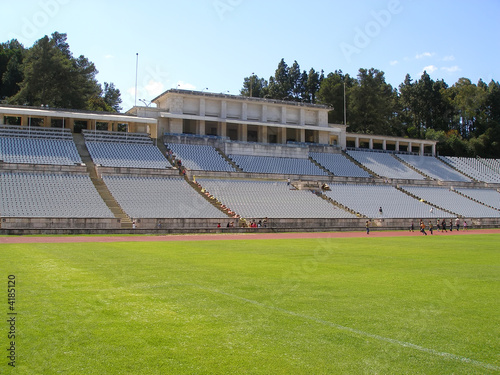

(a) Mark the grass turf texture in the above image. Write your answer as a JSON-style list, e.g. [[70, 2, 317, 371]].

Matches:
[[1, 235, 499, 374]]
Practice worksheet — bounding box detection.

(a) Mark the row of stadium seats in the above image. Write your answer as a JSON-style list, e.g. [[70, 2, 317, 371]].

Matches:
[[2, 128, 500, 181], [0, 172, 114, 217]]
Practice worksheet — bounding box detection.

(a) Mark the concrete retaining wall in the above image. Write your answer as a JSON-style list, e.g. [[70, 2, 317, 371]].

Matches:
[[1, 217, 121, 230]]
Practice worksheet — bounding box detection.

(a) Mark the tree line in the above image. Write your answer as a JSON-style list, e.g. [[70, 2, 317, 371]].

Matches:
[[241, 59, 500, 158], [0, 32, 122, 112]]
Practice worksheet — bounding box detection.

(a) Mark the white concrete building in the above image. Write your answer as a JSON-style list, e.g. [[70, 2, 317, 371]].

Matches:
[[129, 89, 437, 155]]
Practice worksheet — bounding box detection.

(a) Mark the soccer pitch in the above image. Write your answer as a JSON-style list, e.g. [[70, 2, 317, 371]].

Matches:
[[1, 235, 499, 374]]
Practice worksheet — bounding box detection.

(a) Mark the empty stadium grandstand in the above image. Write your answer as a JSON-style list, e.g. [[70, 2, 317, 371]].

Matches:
[[323, 184, 453, 219], [83, 130, 170, 169], [228, 154, 328, 175], [103, 175, 228, 219], [309, 152, 372, 178], [439, 156, 500, 183], [166, 143, 236, 172], [0, 172, 113, 218], [347, 150, 426, 180], [400, 186, 500, 218], [1, 98, 500, 233], [197, 178, 356, 219], [0, 125, 82, 165], [395, 154, 471, 182]]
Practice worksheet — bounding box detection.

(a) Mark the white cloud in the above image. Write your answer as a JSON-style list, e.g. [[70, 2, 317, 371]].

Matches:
[[416, 52, 434, 59], [104, 54, 114, 59], [441, 65, 461, 73], [176, 81, 196, 90], [422, 65, 438, 74], [144, 79, 164, 97], [389, 60, 399, 66], [442, 55, 455, 62]]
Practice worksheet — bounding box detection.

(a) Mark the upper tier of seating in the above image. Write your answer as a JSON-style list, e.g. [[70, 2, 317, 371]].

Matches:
[[309, 152, 372, 178], [82, 129, 153, 144], [0, 124, 73, 139], [400, 186, 500, 218], [166, 143, 236, 172], [228, 155, 328, 175], [346, 150, 425, 180], [0, 172, 114, 218], [0, 137, 82, 165], [396, 154, 471, 182], [102, 175, 228, 218], [85, 142, 169, 169], [323, 184, 452, 219], [439, 156, 500, 183], [197, 179, 356, 218]]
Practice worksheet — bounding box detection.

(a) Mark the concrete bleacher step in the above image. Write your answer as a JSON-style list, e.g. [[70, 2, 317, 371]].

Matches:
[[184, 176, 234, 218], [392, 154, 431, 180], [438, 157, 477, 182], [308, 156, 334, 176], [216, 148, 243, 172], [394, 185, 457, 217], [318, 192, 364, 217], [342, 151, 379, 178], [73, 133, 133, 228]]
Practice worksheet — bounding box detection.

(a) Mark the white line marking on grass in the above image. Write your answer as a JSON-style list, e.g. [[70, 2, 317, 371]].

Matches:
[[197, 286, 500, 372]]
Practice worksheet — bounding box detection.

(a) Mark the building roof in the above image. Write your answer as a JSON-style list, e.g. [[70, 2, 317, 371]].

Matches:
[[0, 104, 157, 124], [151, 89, 333, 110]]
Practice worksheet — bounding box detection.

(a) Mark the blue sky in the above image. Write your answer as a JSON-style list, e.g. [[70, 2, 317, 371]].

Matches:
[[2, 0, 500, 111]]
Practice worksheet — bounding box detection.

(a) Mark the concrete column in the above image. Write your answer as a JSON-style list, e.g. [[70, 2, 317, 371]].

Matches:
[[369, 138, 373, 149], [219, 122, 227, 138], [199, 98, 205, 116], [241, 124, 247, 142], [0, 114, 4, 125], [299, 129, 305, 143], [259, 126, 268, 143], [419, 143, 424, 156], [170, 118, 183, 134], [432, 143, 436, 156], [280, 128, 287, 144], [395, 140, 400, 152], [221, 100, 227, 119], [281, 106, 286, 124], [383, 139, 387, 150], [66, 118, 75, 132], [261, 105, 267, 122], [355, 137, 360, 148], [408, 142, 413, 153], [242, 103, 247, 121], [299, 108, 305, 126], [198, 120, 206, 136], [43, 117, 51, 128]]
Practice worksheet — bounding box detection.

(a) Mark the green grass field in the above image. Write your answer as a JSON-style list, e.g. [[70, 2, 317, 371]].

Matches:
[[1, 234, 499, 374]]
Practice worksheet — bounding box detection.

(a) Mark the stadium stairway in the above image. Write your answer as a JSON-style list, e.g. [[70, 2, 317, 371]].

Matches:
[[342, 151, 379, 178], [308, 156, 334, 176], [72, 133, 133, 229], [392, 154, 432, 180], [394, 185, 458, 217], [216, 148, 243, 172]]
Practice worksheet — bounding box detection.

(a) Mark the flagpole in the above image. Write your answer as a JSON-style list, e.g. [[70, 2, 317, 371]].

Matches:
[[135, 53, 139, 107]]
